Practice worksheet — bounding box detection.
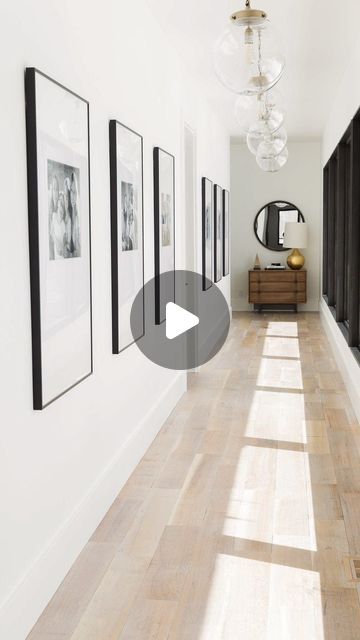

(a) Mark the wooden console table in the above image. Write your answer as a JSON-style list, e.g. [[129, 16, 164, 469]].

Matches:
[[249, 269, 307, 312]]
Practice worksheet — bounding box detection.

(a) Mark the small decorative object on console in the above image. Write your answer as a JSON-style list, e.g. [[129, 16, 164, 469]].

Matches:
[[265, 263, 286, 270], [254, 254, 261, 270]]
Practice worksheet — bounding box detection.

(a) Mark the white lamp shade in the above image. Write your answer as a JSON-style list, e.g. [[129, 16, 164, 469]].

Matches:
[[283, 222, 307, 249]]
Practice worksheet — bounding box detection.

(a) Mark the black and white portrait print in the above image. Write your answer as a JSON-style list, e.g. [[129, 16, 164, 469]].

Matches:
[[48, 159, 81, 260], [161, 192, 171, 247], [121, 180, 138, 251]]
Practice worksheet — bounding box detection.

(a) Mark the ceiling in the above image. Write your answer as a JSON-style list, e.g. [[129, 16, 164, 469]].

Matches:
[[145, 0, 360, 138]]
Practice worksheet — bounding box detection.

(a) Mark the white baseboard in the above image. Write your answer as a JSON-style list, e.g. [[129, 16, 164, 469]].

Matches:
[[232, 297, 250, 312], [320, 298, 360, 423], [299, 298, 320, 312], [0, 372, 186, 640]]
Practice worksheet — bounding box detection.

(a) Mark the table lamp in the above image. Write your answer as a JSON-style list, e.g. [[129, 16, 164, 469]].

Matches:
[[283, 222, 308, 270]]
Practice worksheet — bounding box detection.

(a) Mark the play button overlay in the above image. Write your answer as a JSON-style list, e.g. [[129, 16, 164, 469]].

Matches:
[[166, 303, 199, 340], [130, 269, 230, 370]]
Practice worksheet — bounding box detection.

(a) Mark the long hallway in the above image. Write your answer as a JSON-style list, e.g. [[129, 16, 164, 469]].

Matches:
[[28, 312, 360, 639]]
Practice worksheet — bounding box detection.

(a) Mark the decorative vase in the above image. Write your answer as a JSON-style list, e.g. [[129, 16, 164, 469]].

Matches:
[[254, 254, 261, 270], [287, 248, 305, 270]]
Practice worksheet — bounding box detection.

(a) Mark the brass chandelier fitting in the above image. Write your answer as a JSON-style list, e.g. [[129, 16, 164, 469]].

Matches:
[[231, 0, 267, 26]]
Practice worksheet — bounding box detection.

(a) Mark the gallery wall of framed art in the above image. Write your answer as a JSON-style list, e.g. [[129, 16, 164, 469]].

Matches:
[[2, 3, 231, 634], [109, 120, 145, 354], [25, 67, 93, 410], [214, 183, 223, 284], [202, 178, 230, 291], [153, 146, 175, 324]]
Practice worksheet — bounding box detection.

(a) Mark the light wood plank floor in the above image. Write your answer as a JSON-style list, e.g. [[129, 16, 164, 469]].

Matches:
[[28, 312, 360, 639]]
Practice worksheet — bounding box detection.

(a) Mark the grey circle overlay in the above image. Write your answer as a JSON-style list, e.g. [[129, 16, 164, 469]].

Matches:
[[130, 270, 230, 370]]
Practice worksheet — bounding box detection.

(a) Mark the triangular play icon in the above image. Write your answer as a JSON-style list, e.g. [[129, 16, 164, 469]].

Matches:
[[165, 302, 199, 340]]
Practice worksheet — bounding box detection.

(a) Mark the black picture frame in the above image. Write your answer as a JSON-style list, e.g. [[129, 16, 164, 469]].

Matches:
[[25, 67, 93, 410], [202, 177, 213, 291], [153, 147, 175, 325], [223, 189, 230, 277], [109, 120, 145, 354], [214, 184, 223, 283]]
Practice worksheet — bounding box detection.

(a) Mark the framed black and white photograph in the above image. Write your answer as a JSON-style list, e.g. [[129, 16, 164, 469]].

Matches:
[[25, 68, 92, 409], [109, 120, 144, 354], [223, 189, 230, 276], [202, 177, 213, 291], [214, 184, 223, 283], [153, 147, 175, 324]]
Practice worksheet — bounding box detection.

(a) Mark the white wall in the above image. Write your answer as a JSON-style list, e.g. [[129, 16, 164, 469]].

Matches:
[[0, 1, 230, 638], [323, 38, 360, 164], [230, 140, 322, 311], [320, 37, 360, 422]]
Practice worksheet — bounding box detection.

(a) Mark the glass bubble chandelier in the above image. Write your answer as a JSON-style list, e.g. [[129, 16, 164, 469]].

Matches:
[[214, 0, 288, 172]]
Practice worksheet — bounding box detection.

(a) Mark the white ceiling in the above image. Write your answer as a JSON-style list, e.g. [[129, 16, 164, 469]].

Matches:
[[145, 0, 360, 138]]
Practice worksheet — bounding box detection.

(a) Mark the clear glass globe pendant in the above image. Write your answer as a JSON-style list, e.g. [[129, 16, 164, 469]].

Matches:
[[256, 146, 289, 172], [246, 123, 286, 155], [256, 126, 287, 158], [214, 0, 285, 95], [234, 88, 287, 135], [247, 128, 268, 155]]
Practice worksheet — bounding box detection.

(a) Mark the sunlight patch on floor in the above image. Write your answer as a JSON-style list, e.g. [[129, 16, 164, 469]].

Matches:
[[222, 485, 275, 543], [263, 336, 300, 359], [304, 453, 318, 551], [224, 319, 316, 544], [273, 448, 317, 551], [267, 564, 323, 640], [245, 389, 305, 443], [214, 320, 321, 636], [256, 357, 303, 390], [266, 321, 299, 338], [199, 554, 270, 640], [222, 444, 317, 551], [199, 553, 323, 640]]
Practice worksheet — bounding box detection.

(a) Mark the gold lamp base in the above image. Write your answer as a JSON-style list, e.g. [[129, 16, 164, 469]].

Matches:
[[287, 248, 305, 270]]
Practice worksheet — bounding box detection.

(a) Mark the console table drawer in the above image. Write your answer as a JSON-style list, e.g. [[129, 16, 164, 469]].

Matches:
[[250, 270, 306, 282], [250, 271, 295, 282], [250, 281, 306, 293], [248, 269, 307, 309]]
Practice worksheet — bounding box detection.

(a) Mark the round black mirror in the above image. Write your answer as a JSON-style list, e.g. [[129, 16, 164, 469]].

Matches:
[[254, 201, 305, 251]]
